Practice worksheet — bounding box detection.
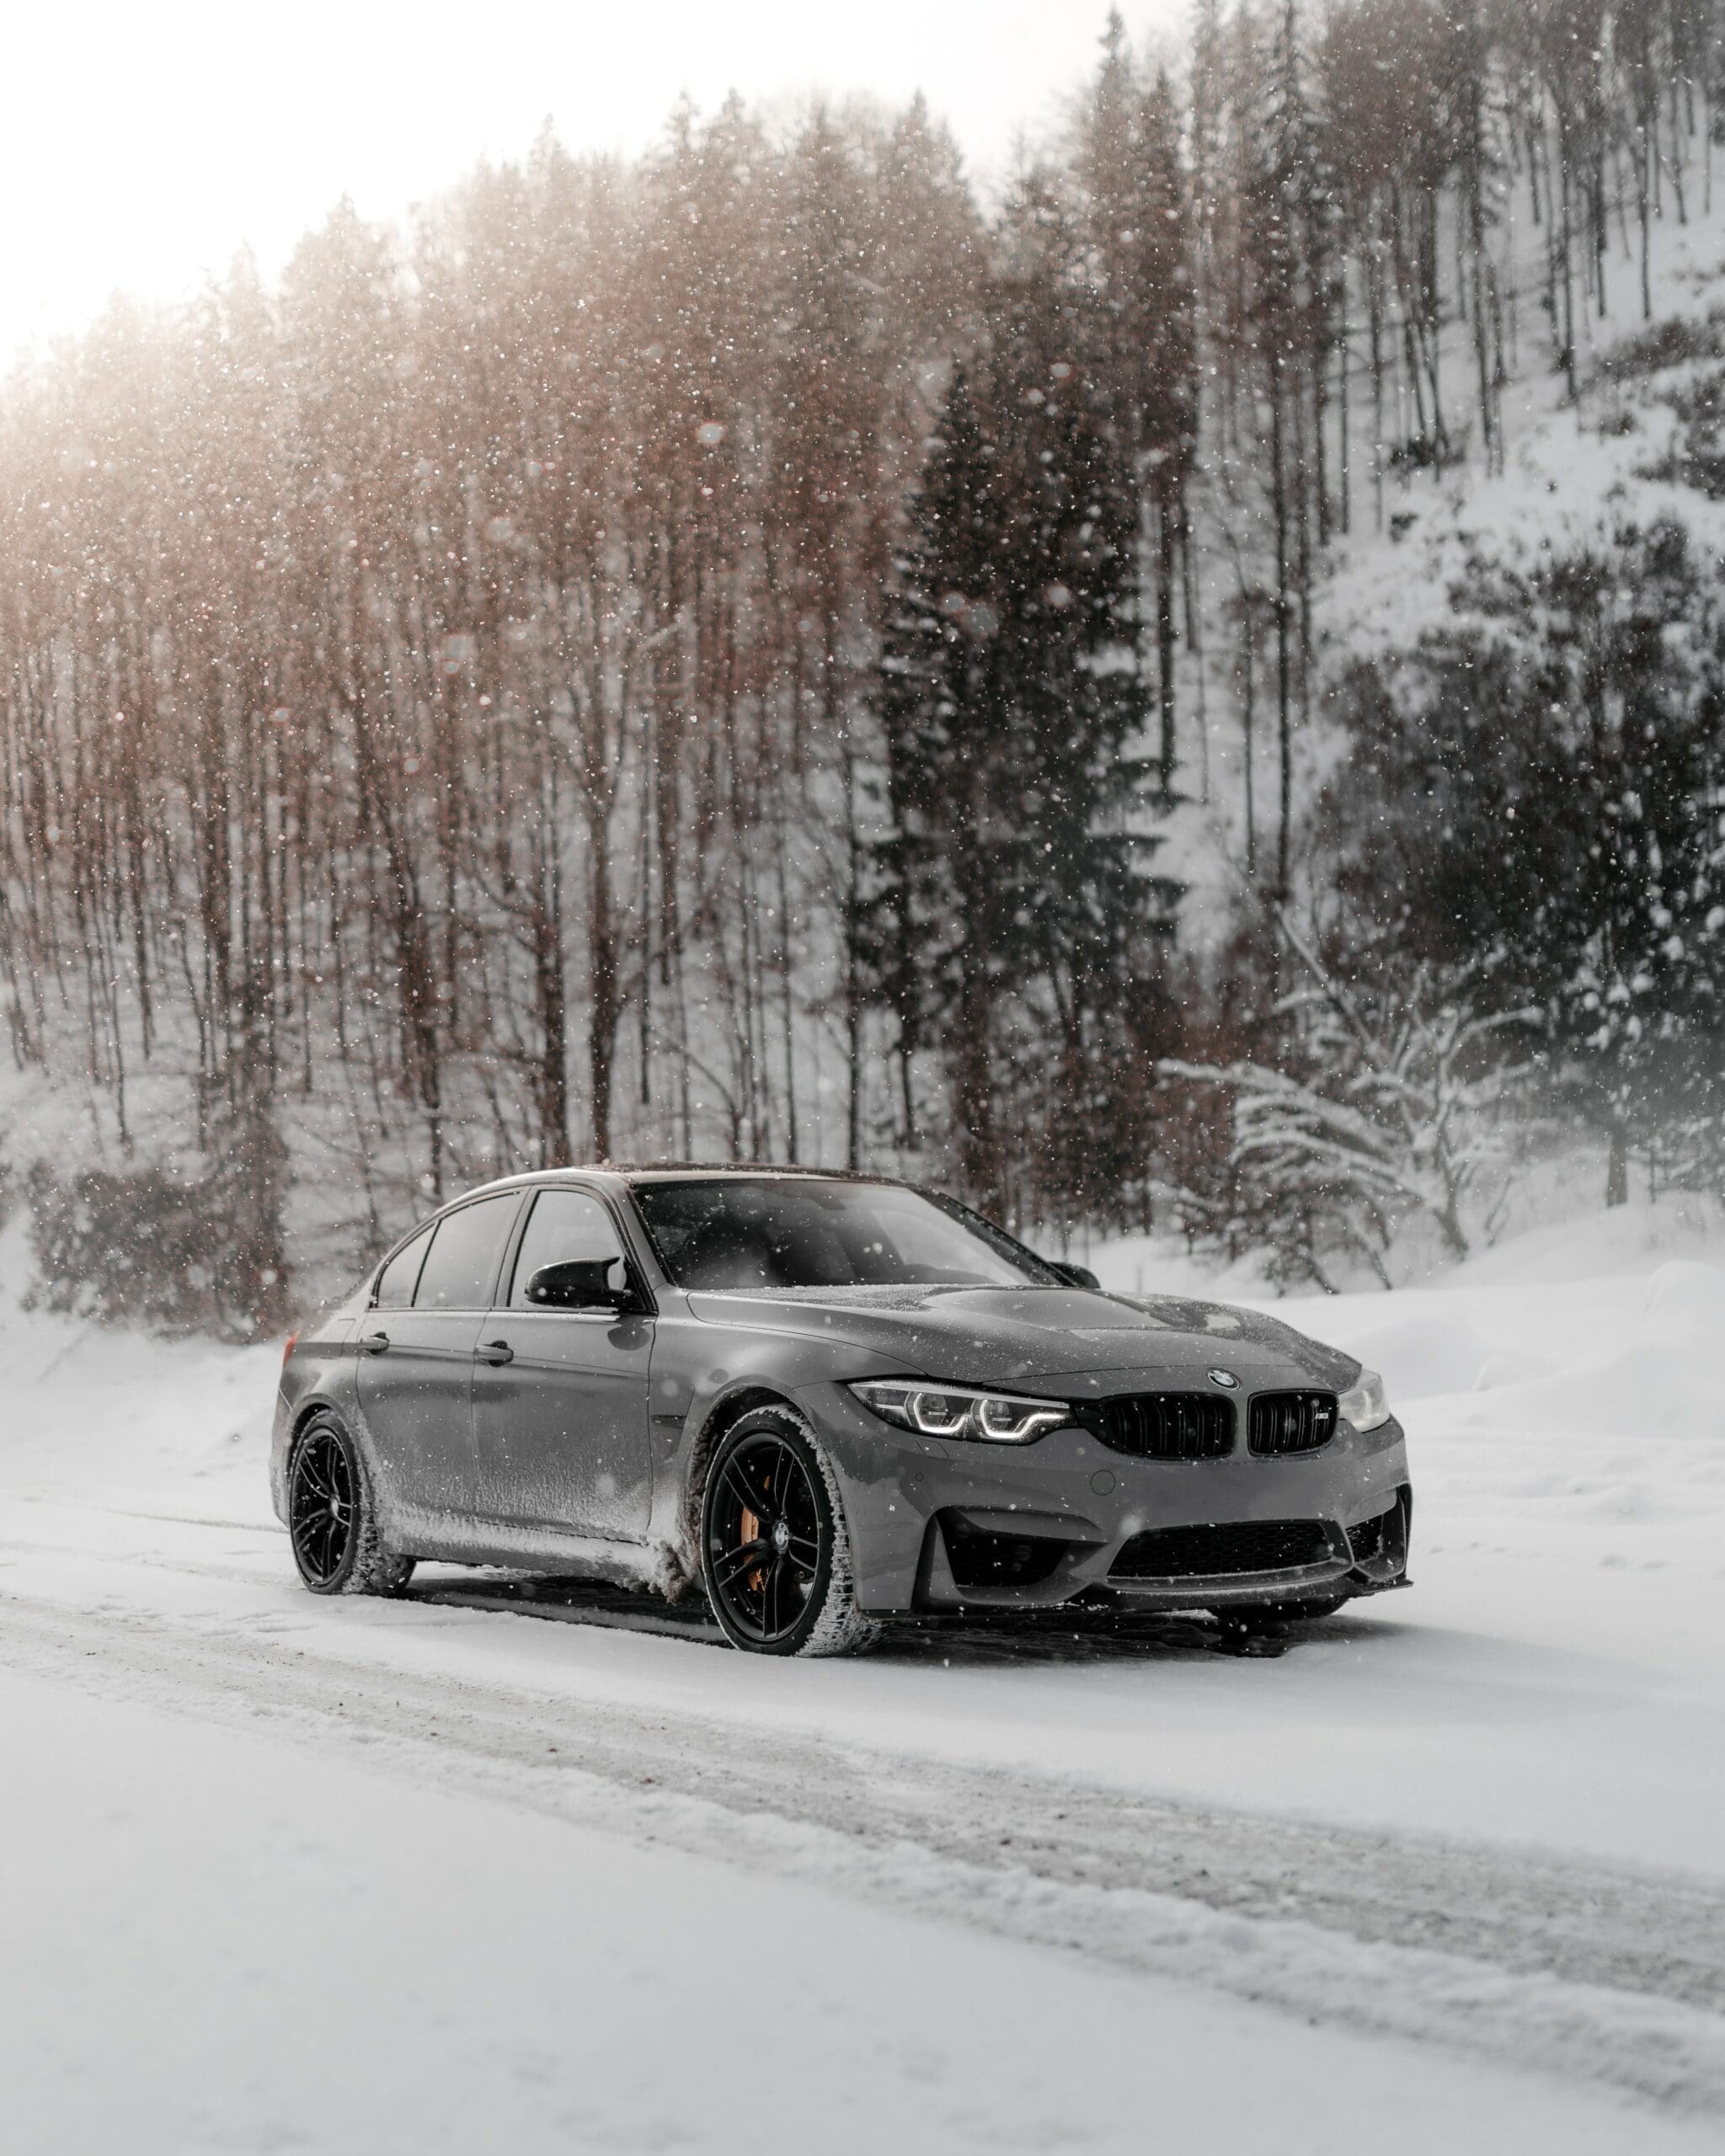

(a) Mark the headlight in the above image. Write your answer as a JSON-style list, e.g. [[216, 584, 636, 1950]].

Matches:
[[848, 1380, 1071, 1444], [1338, 1368, 1392, 1432]]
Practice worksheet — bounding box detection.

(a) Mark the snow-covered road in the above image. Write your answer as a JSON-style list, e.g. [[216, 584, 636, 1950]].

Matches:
[[14, 1663, 1715, 2156], [3, 1203, 1724, 2150]]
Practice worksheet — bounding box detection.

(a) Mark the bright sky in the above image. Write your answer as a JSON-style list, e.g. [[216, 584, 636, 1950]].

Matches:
[[7, 1, 1182, 365]]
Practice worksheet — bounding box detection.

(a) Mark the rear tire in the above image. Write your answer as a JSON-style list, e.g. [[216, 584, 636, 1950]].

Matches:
[[700, 1405, 879, 1658], [287, 1412, 414, 1598]]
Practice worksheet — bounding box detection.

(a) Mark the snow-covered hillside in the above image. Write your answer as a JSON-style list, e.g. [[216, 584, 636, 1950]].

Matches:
[[1170, 151, 1725, 921], [3, 1202, 1723, 2148]]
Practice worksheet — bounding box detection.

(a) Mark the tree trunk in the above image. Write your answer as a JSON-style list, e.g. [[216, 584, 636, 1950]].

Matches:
[[1606, 1119, 1629, 1208], [1268, 350, 1293, 901], [587, 816, 620, 1162], [1155, 487, 1178, 797]]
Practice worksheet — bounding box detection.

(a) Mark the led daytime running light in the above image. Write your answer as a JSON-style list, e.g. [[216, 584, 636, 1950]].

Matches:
[[848, 1379, 1070, 1444]]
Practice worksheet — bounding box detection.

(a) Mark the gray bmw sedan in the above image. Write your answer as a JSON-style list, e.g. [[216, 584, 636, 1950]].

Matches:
[[272, 1167, 1412, 1655]]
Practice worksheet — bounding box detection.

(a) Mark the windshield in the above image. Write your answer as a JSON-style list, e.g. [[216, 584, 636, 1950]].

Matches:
[[632, 1178, 1060, 1293]]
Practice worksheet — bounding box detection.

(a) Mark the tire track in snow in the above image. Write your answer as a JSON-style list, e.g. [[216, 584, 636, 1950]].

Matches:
[[3, 1587, 1725, 2118]]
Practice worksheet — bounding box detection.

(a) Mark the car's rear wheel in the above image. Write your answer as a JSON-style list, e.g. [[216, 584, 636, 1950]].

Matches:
[[701, 1406, 879, 1657], [287, 1412, 414, 1598]]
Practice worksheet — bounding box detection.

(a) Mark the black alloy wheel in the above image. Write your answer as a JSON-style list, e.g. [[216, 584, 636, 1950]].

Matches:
[[704, 1427, 828, 1649], [286, 1413, 414, 1597], [290, 1422, 356, 1588]]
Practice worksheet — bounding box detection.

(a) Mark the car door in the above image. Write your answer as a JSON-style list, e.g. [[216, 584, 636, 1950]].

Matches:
[[470, 1185, 654, 1540], [355, 1192, 524, 1522]]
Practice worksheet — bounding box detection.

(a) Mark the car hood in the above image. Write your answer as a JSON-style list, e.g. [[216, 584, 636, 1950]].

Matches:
[[682, 1283, 1359, 1393]]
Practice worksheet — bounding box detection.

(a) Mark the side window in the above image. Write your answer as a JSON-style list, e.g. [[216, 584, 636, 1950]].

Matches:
[[412, 1194, 521, 1311], [509, 1188, 625, 1309], [373, 1222, 434, 1310]]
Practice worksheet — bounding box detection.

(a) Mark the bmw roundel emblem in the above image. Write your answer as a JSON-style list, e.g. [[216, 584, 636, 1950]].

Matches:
[[1208, 1369, 1239, 1389]]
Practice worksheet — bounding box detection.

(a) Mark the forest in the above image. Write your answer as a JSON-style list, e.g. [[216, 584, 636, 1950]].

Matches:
[[3, 0, 1723, 1326]]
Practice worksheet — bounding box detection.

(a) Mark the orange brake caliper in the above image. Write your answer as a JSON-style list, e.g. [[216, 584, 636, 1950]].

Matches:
[[740, 1506, 765, 1593]]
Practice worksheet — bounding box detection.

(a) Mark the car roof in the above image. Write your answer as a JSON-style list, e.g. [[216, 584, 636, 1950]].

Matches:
[[449, 1163, 908, 1201], [617, 1164, 899, 1185]]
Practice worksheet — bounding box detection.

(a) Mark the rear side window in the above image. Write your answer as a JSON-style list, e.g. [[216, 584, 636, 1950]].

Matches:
[[373, 1222, 434, 1310], [413, 1194, 521, 1310], [509, 1188, 624, 1308]]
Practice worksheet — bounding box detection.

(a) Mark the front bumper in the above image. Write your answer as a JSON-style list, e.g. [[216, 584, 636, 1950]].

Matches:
[[798, 1381, 1412, 1616]]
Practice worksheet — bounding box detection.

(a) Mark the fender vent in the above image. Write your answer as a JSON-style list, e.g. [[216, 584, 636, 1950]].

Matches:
[[1088, 1393, 1235, 1461], [1248, 1391, 1338, 1456], [1348, 1497, 1408, 1567], [1348, 1505, 1393, 1562]]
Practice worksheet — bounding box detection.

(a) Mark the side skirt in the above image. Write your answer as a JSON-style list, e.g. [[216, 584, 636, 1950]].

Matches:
[[388, 1506, 669, 1593]]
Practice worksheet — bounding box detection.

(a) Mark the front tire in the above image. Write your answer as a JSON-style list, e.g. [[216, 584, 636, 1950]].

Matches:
[[287, 1412, 414, 1598], [700, 1406, 879, 1657]]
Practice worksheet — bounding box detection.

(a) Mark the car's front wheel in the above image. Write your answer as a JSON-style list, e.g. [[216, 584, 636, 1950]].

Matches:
[[287, 1412, 414, 1597], [701, 1406, 879, 1657]]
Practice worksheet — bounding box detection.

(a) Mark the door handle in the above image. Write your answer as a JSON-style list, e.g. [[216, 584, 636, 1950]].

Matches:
[[475, 1339, 514, 1367], [361, 1331, 390, 1355]]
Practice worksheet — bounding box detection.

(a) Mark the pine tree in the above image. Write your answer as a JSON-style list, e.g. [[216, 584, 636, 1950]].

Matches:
[[1081, 18, 1199, 798], [871, 187, 1172, 1214], [1242, 0, 1317, 894]]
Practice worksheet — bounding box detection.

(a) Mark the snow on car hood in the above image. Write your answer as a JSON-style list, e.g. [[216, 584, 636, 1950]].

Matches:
[[682, 1283, 1359, 1390]]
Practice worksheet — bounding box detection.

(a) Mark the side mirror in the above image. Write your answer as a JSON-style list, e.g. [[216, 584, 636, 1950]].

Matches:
[[525, 1257, 633, 1310], [1048, 1261, 1101, 1292]]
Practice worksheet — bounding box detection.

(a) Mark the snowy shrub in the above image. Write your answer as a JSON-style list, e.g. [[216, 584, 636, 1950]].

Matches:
[[1164, 921, 1535, 1290], [1643, 366, 1725, 499], [1321, 518, 1725, 1209], [1592, 312, 1725, 385], [24, 1107, 291, 1338]]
